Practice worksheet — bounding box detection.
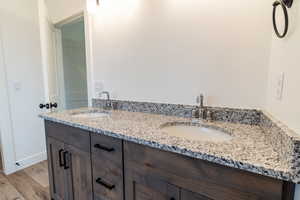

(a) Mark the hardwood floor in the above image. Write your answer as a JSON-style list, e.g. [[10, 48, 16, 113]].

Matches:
[[0, 161, 50, 200]]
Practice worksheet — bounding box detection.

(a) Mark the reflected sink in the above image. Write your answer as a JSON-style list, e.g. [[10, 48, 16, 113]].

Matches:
[[71, 111, 110, 118], [160, 123, 233, 142]]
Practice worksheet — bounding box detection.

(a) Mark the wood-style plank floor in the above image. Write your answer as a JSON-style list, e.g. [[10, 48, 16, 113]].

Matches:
[[0, 161, 50, 200]]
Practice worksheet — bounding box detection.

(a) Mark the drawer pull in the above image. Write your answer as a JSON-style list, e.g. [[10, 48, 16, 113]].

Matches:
[[58, 149, 65, 167], [63, 151, 70, 170], [94, 144, 115, 152], [96, 178, 115, 190]]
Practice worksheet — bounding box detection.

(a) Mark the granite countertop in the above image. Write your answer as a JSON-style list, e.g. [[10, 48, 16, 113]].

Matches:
[[40, 107, 298, 183]]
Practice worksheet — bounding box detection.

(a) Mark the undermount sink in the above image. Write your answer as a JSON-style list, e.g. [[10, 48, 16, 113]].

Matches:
[[160, 123, 233, 142], [71, 111, 110, 118]]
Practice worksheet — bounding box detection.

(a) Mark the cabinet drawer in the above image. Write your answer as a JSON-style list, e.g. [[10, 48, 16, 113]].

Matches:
[[45, 120, 90, 152], [91, 133, 122, 160], [91, 134, 123, 200]]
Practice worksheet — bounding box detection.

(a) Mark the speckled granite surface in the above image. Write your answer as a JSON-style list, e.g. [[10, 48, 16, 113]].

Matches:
[[92, 99, 261, 125], [40, 107, 300, 183], [260, 110, 300, 182]]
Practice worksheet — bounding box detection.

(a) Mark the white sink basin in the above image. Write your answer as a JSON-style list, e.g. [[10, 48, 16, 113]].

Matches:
[[161, 124, 232, 142], [71, 112, 110, 118]]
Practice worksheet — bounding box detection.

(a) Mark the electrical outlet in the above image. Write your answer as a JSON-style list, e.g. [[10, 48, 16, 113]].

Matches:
[[275, 72, 285, 101]]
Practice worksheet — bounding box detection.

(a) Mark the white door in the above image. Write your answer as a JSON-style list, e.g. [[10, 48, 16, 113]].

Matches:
[[39, 0, 61, 112], [0, 0, 48, 172]]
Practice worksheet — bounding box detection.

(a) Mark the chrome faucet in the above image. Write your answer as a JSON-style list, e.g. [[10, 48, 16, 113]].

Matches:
[[99, 91, 112, 109], [198, 94, 205, 119], [192, 94, 212, 121]]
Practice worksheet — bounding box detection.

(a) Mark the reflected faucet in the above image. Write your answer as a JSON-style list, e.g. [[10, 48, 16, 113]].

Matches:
[[99, 91, 112, 109]]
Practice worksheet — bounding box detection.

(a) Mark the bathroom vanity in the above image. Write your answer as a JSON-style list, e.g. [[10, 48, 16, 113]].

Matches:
[[41, 103, 300, 200]]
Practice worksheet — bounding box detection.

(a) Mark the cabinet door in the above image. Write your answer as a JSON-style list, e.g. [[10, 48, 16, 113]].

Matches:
[[65, 144, 93, 200], [181, 189, 214, 200], [46, 137, 68, 200], [125, 170, 180, 200]]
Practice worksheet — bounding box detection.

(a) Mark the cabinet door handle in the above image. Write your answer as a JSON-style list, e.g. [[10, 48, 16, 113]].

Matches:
[[95, 178, 115, 190], [63, 151, 70, 170], [59, 149, 65, 167], [94, 144, 115, 152]]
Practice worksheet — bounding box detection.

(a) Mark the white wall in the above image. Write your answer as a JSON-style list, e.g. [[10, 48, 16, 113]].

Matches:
[[91, 0, 272, 108], [266, 2, 300, 134], [266, 0, 300, 198], [0, 0, 47, 172], [45, 0, 85, 23]]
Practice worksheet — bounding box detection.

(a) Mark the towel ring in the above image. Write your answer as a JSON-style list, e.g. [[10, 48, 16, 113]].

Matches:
[[282, 0, 293, 8], [272, 1, 289, 38]]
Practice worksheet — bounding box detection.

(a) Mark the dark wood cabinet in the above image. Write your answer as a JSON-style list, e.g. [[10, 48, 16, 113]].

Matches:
[[125, 170, 180, 200], [181, 189, 213, 200], [46, 137, 68, 200], [65, 144, 93, 200], [44, 120, 295, 200], [124, 141, 295, 200], [91, 134, 124, 200], [45, 121, 93, 200]]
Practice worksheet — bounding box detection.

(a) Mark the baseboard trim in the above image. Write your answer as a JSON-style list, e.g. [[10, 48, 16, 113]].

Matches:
[[14, 151, 47, 171]]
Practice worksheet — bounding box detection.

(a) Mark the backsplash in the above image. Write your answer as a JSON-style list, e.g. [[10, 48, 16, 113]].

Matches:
[[92, 99, 261, 125]]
